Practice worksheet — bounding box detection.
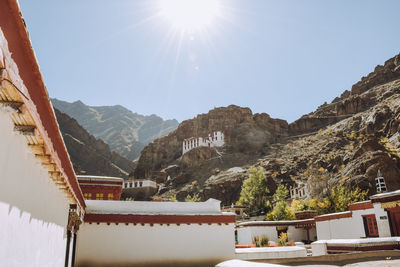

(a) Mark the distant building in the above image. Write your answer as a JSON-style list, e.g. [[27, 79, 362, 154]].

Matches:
[[222, 204, 247, 220], [290, 181, 309, 199], [77, 175, 123, 200], [182, 131, 224, 154], [122, 178, 158, 200], [375, 170, 387, 193]]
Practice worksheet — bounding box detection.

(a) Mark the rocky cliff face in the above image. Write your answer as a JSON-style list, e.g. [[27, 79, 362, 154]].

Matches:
[[134, 105, 288, 179], [51, 99, 179, 160], [136, 53, 400, 205], [54, 109, 135, 178], [289, 53, 400, 136]]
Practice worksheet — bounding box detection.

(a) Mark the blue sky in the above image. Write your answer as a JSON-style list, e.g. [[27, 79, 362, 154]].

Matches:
[[19, 0, 400, 123]]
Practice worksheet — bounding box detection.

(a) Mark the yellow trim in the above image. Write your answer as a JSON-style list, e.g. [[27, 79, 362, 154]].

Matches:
[[381, 201, 400, 209]]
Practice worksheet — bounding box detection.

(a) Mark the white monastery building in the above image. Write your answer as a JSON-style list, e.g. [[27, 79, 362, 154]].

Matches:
[[122, 178, 158, 200], [182, 131, 224, 154], [290, 181, 309, 199]]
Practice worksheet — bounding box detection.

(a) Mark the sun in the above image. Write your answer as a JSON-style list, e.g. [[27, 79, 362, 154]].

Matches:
[[159, 0, 221, 31]]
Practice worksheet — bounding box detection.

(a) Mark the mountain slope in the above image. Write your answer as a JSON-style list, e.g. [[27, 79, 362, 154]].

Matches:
[[54, 109, 136, 178], [51, 99, 179, 160], [135, 52, 400, 204]]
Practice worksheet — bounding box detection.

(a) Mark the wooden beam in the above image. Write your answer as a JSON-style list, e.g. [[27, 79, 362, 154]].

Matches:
[[36, 154, 51, 164], [14, 124, 35, 135], [43, 162, 57, 172], [48, 171, 62, 181], [0, 99, 24, 111], [28, 144, 46, 155]]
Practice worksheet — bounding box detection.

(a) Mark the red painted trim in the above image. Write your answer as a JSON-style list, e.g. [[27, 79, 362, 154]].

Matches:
[[371, 195, 400, 204], [349, 201, 373, 211], [327, 244, 400, 252], [314, 211, 352, 222], [0, 0, 85, 208], [78, 180, 123, 185], [84, 214, 236, 225]]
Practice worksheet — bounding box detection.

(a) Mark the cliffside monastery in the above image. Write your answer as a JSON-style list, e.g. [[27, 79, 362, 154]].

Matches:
[[1, 0, 400, 266]]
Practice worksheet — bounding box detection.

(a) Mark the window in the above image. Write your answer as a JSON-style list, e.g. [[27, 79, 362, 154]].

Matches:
[[139, 182, 143, 187], [84, 193, 92, 199], [108, 193, 114, 200], [96, 193, 104, 200], [134, 182, 138, 187], [363, 214, 379, 237]]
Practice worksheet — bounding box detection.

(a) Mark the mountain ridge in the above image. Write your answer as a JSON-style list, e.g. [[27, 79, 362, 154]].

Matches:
[[51, 98, 179, 160]]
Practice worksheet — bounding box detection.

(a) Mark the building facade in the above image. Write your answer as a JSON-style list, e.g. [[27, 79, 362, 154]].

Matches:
[[77, 175, 123, 200], [121, 178, 158, 200], [0, 4, 85, 265], [182, 131, 224, 154], [76, 199, 236, 266]]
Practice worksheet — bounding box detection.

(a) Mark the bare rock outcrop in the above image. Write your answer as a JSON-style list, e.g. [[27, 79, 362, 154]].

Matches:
[[134, 105, 288, 179]]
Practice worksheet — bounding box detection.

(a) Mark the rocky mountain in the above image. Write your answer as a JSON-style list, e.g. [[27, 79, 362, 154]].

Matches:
[[54, 109, 136, 178], [51, 99, 179, 160], [135, 52, 400, 205]]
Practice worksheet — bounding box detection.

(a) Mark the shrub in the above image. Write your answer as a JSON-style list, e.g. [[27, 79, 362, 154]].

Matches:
[[252, 236, 260, 247], [277, 232, 288, 246], [185, 193, 201, 202], [260, 235, 269, 247]]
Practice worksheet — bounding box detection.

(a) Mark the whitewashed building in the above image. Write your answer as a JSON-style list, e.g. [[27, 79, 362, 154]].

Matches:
[[76, 199, 236, 266], [122, 178, 158, 200], [182, 131, 224, 154], [0, 5, 85, 266], [290, 181, 309, 199]]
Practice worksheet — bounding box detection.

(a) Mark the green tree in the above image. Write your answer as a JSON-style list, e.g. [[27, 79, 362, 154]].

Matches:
[[273, 184, 289, 202], [237, 167, 270, 215], [329, 186, 368, 213], [266, 184, 293, 221]]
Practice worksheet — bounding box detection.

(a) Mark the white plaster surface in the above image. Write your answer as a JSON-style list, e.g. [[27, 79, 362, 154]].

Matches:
[[316, 205, 391, 240], [0, 108, 70, 267], [217, 259, 288, 267], [311, 237, 400, 256], [76, 222, 235, 265], [235, 246, 307, 260], [237, 220, 316, 244], [85, 198, 223, 214], [182, 131, 224, 154]]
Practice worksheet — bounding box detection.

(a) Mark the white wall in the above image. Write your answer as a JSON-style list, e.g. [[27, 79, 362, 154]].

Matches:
[[76, 222, 235, 266], [124, 179, 157, 189], [182, 131, 225, 154], [316, 206, 392, 240], [372, 203, 392, 237], [0, 108, 70, 267], [238, 224, 316, 245], [85, 198, 222, 214], [237, 226, 278, 245]]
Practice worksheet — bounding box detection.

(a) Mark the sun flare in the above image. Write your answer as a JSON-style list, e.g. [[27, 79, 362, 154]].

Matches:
[[159, 0, 221, 31]]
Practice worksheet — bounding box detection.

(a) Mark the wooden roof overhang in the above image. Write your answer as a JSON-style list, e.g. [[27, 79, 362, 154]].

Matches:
[[0, 0, 85, 210]]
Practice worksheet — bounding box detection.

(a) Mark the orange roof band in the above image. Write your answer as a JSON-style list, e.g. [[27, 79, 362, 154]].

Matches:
[[0, 0, 85, 209]]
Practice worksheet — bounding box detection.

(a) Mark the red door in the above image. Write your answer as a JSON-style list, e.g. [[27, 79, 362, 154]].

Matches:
[[389, 208, 400, 236], [362, 214, 379, 237]]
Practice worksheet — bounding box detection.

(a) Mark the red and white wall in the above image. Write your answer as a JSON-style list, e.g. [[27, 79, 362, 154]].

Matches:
[[315, 201, 391, 240], [76, 199, 236, 266]]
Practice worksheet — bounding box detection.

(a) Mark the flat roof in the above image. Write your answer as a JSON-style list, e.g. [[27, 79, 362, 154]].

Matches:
[[77, 175, 124, 182], [85, 198, 224, 215], [370, 189, 400, 200]]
